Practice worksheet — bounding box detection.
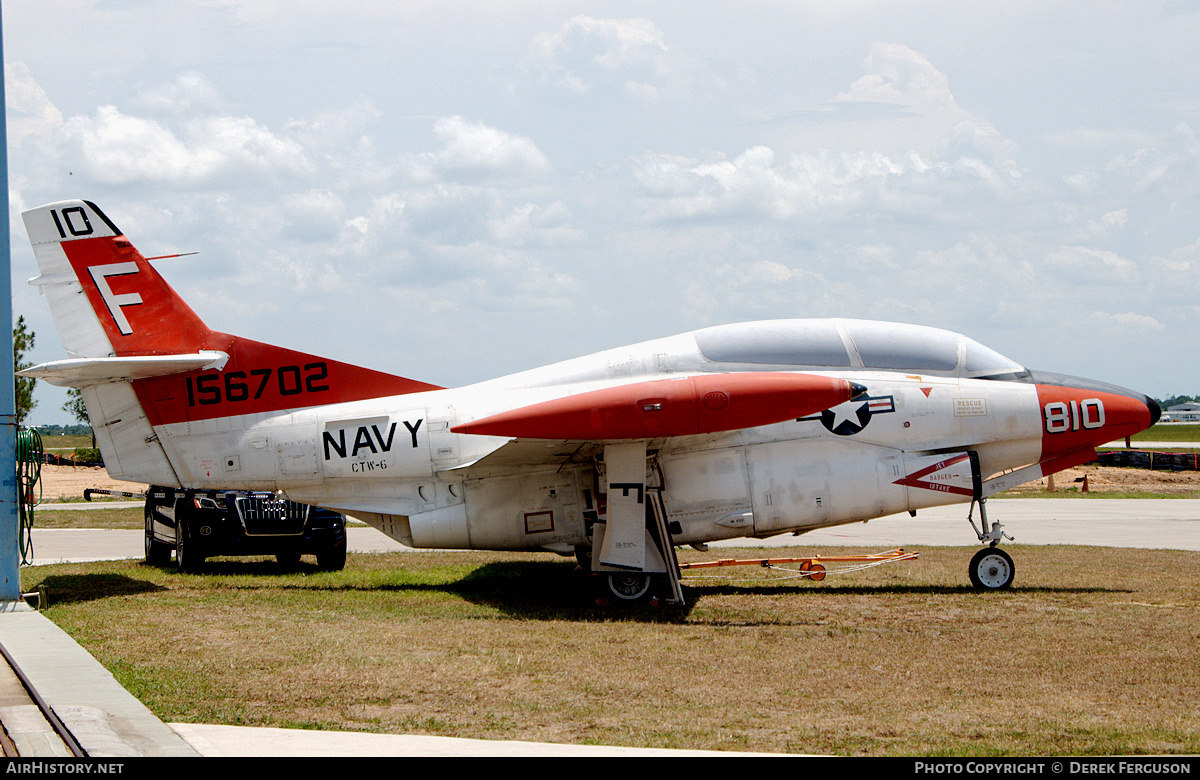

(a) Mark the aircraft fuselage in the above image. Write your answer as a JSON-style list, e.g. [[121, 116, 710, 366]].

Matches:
[[99, 325, 1152, 554]]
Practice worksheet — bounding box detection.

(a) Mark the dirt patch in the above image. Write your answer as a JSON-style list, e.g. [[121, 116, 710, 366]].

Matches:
[[36, 464, 146, 502], [1002, 463, 1200, 496]]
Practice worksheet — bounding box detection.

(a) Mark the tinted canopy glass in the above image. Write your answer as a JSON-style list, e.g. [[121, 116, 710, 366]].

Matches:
[[694, 318, 1025, 376], [694, 321, 851, 367], [842, 321, 958, 371]]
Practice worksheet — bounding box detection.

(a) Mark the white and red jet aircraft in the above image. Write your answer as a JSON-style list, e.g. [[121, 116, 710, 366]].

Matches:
[[20, 200, 1160, 601]]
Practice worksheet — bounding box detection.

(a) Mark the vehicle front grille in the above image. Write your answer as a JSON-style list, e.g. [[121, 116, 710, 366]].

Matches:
[[234, 495, 309, 536]]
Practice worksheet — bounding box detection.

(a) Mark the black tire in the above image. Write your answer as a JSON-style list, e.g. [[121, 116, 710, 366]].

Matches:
[[144, 499, 171, 566], [176, 517, 206, 573], [605, 572, 653, 603], [969, 547, 1014, 590], [316, 535, 347, 571]]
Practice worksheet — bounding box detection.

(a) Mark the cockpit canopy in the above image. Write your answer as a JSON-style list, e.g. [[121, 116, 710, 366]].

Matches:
[[693, 319, 1025, 378]]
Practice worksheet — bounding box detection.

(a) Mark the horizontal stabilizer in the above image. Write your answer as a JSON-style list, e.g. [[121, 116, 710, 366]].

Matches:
[[453, 372, 864, 440], [18, 351, 230, 387]]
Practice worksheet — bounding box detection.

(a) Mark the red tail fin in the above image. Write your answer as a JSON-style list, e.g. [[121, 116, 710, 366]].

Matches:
[[25, 200, 442, 426]]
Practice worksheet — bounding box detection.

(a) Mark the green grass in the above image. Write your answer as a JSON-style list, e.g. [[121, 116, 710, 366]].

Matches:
[[1133, 424, 1200, 443], [29, 507, 142, 529], [21, 545, 1200, 756], [37, 434, 94, 451]]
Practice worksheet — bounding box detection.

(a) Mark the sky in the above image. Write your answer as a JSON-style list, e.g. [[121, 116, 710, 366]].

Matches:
[[4, 1, 1199, 425]]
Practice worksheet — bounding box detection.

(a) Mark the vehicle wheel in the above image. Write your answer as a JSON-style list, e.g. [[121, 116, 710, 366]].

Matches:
[[969, 547, 1014, 590], [276, 551, 302, 569], [176, 518, 206, 573], [316, 536, 347, 571], [605, 572, 652, 603], [144, 500, 171, 566]]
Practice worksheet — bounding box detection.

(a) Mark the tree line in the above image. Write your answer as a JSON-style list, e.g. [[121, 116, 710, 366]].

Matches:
[[14, 315, 90, 431]]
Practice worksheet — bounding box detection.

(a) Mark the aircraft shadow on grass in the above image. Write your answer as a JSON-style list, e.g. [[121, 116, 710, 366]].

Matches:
[[117, 557, 1128, 624], [35, 573, 169, 607]]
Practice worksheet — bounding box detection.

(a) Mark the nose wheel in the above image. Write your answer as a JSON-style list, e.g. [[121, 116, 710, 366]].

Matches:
[[969, 546, 1014, 590], [966, 497, 1016, 590]]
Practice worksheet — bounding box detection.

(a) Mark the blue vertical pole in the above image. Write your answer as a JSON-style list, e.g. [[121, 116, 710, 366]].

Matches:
[[0, 2, 22, 605]]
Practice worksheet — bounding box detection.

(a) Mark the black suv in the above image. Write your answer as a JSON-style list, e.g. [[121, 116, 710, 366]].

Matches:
[[144, 487, 347, 572]]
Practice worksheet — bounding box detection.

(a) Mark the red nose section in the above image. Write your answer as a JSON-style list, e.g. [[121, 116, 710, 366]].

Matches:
[[453, 372, 860, 440], [1036, 385, 1155, 461]]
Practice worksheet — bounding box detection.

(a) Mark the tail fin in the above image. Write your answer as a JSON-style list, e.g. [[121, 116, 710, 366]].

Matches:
[[23, 200, 442, 430], [25, 200, 214, 358]]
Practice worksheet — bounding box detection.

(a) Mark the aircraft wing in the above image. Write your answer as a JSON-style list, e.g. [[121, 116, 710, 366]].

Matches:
[[452, 372, 864, 441], [444, 371, 864, 476]]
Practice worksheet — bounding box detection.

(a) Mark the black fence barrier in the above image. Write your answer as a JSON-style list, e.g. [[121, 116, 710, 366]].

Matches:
[[1095, 449, 1200, 471], [42, 452, 104, 468]]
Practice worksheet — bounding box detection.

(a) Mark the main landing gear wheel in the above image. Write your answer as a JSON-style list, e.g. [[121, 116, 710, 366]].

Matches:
[[969, 547, 1014, 590], [605, 572, 653, 603]]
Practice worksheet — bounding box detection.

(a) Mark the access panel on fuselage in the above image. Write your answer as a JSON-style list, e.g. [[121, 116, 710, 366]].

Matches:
[[745, 438, 909, 535], [658, 447, 754, 541], [460, 466, 589, 551]]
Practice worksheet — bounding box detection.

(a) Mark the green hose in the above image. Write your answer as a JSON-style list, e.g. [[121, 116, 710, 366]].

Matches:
[[16, 429, 43, 566]]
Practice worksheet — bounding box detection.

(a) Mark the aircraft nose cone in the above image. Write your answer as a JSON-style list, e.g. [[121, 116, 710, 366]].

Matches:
[[1027, 370, 1160, 458], [1146, 396, 1162, 427]]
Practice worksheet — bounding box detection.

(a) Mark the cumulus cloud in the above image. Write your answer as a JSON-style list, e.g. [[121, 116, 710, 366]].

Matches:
[[5, 62, 64, 148], [486, 201, 585, 246], [422, 116, 551, 180], [835, 43, 958, 112], [130, 71, 227, 116], [57, 105, 310, 187], [627, 43, 1029, 226], [630, 145, 1012, 224], [1044, 246, 1140, 285], [681, 257, 846, 319], [1087, 208, 1128, 235], [1091, 311, 1165, 331], [525, 15, 688, 98], [832, 43, 1018, 170], [1102, 123, 1200, 196]]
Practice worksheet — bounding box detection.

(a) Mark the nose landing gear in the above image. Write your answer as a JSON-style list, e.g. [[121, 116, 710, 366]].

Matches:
[[966, 498, 1016, 590], [969, 546, 1014, 590]]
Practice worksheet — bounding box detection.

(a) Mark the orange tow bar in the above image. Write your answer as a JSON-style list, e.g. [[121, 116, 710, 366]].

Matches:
[[677, 548, 918, 582]]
